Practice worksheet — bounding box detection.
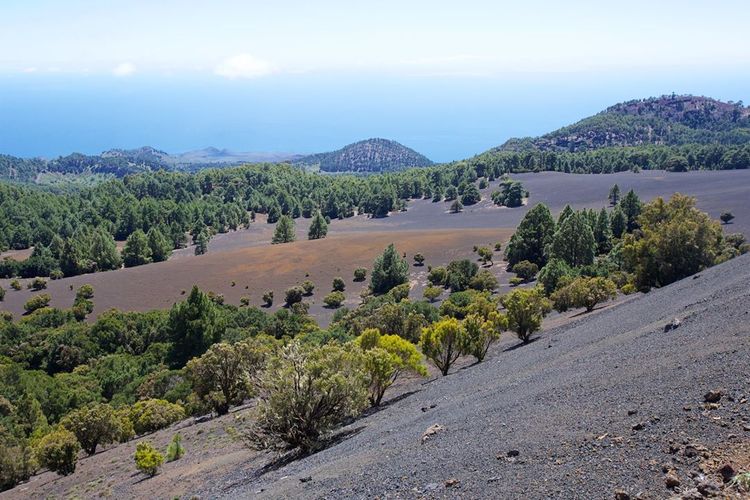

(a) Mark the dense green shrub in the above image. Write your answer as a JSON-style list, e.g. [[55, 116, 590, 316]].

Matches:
[[551, 276, 617, 312], [244, 342, 368, 453], [284, 286, 304, 306], [61, 403, 123, 455], [128, 399, 185, 435], [323, 291, 345, 308], [420, 318, 466, 376], [134, 441, 164, 476], [166, 433, 185, 462], [353, 268, 367, 281], [35, 428, 80, 476], [423, 286, 442, 302], [371, 244, 408, 294], [332, 277, 345, 292], [24, 293, 51, 313], [501, 287, 552, 343], [512, 260, 539, 282]]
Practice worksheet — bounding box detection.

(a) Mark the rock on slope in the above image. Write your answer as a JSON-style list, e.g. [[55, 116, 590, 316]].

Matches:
[[219, 253, 750, 499]]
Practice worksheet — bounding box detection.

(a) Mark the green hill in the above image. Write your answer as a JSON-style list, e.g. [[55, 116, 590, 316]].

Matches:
[[499, 95, 750, 153], [295, 138, 433, 173]]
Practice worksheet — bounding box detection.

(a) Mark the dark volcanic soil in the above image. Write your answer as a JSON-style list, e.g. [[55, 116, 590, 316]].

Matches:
[[4, 255, 749, 500], [214, 253, 750, 499]]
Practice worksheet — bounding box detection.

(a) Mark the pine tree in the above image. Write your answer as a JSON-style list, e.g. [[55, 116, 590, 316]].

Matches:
[[90, 229, 122, 271], [167, 286, 222, 367], [504, 203, 556, 267], [594, 208, 613, 254], [620, 190, 642, 232], [272, 215, 296, 244], [195, 230, 210, 255], [557, 204, 574, 225], [608, 184, 621, 206], [307, 211, 328, 240], [371, 244, 409, 294], [548, 212, 596, 267], [147, 227, 172, 262], [122, 230, 152, 267], [610, 206, 627, 238]]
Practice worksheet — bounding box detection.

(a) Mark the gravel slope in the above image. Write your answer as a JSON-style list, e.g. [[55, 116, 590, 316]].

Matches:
[[217, 253, 750, 499]]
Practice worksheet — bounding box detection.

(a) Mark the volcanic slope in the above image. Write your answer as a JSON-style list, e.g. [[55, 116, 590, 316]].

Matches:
[[221, 253, 750, 499]]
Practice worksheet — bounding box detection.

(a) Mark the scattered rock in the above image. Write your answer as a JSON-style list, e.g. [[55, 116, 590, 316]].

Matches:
[[424, 482, 440, 491], [696, 479, 721, 496], [487, 476, 500, 483], [742, 424, 750, 432], [632, 422, 645, 431], [704, 390, 722, 403], [421, 424, 445, 443], [683, 445, 699, 458], [507, 450, 520, 457], [445, 478, 460, 488], [299, 476, 312, 483], [664, 472, 681, 489], [718, 463, 735, 483], [194, 414, 213, 424], [627, 409, 638, 416], [664, 318, 681, 332], [614, 488, 630, 500], [421, 404, 437, 412]]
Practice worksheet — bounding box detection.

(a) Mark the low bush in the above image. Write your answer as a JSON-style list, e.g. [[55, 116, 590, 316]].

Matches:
[[166, 434, 185, 462], [284, 286, 304, 306], [332, 277, 345, 292], [423, 286, 442, 302], [134, 441, 164, 477], [24, 294, 51, 313], [323, 291, 345, 308], [301, 280, 315, 296], [353, 268, 367, 281]]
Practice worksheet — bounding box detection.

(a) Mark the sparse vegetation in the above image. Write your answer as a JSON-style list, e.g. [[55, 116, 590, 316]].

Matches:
[[501, 287, 552, 343], [166, 434, 185, 462], [420, 318, 466, 376], [323, 291, 345, 308]]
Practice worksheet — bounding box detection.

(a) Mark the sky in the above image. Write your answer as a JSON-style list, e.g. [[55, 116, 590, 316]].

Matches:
[[1, 0, 749, 161]]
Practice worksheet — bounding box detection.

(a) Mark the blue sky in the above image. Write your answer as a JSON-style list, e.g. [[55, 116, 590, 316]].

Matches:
[[1, 0, 749, 160]]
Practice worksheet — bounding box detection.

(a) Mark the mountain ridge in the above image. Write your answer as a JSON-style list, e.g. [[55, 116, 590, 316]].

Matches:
[[497, 94, 750, 153]]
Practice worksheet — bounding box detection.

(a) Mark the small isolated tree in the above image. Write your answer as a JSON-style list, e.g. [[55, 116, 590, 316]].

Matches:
[[185, 340, 269, 415], [245, 342, 368, 453], [307, 210, 328, 240], [301, 280, 315, 296], [476, 246, 494, 266], [35, 428, 80, 476], [353, 268, 367, 281], [166, 434, 185, 462], [24, 293, 51, 314], [413, 253, 425, 266], [450, 199, 463, 213], [76, 284, 94, 300], [420, 318, 466, 376], [423, 285, 442, 302], [194, 229, 210, 255], [28, 277, 47, 291], [356, 329, 427, 406], [284, 286, 304, 306], [501, 287, 552, 343], [720, 211, 735, 225], [134, 441, 164, 477], [61, 403, 121, 455], [608, 184, 621, 206], [551, 276, 617, 313], [272, 215, 296, 244], [371, 244, 409, 294], [511, 260, 538, 282], [461, 311, 507, 362], [332, 277, 345, 292], [262, 290, 274, 307], [323, 291, 345, 308], [122, 229, 152, 267]]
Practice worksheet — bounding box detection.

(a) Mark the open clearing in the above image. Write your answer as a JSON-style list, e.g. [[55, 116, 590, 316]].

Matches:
[[1, 169, 749, 321]]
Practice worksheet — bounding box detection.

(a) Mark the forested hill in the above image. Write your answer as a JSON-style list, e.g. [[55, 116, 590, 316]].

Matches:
[[499, 95, 750, 153], [294, 138, 433, 173]]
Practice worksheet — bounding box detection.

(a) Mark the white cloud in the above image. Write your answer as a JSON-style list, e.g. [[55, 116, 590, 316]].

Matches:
[[112, 62, 136, 77], [214, 54, 273, 79]]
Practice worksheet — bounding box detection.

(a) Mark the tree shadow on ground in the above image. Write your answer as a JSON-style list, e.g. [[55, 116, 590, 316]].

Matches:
[[503, 337, 540, 352], [234, 425, 367, 488]]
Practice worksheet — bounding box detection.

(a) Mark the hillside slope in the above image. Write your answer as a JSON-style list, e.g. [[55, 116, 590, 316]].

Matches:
[[221, 253, 750, 499], [500, 95, 750, 152], [295, 138, 433, 173]]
